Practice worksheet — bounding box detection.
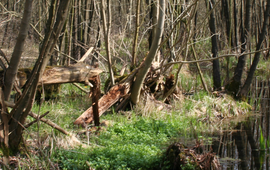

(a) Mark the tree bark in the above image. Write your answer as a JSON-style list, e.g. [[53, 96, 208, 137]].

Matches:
[[100, 0, 115, 86], [208, 0, 221, 90], [74, 83, 130, 125], [130, 0, 165, 104], [5, 0, 71, 154], [222, 0, 232, 82], [226, 0, 251, 95], [131, 0, 141, 68], [3, 0, 33, 101], [239, 0, 270, 97], [92, 76, 101, 126], [148, 0, 158, 50], [0, 64, 102, 88], [74, 64, 142, 126]]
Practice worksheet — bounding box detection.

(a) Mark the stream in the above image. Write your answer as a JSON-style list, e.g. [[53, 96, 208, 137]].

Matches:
[[211, 78, 270, 170]]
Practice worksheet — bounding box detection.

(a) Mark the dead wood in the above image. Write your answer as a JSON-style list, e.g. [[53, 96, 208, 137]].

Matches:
[[74, 83, 130, 125], [5, 99, 71, 135], [28, 112, 69, 135], [0, 63, 103, 88], [74, 66, 141, 126], [161, 142, 221, 170], [74, 62, 180, 126], [25, 111, 50, 128], [91, 76, 101, 126]]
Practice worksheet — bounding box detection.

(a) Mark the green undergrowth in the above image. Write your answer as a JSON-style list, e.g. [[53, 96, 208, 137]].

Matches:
[[22, 84, 252, 170]]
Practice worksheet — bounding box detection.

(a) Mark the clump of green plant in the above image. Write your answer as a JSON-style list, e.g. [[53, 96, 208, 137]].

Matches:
[[53, 116, 186, 169], [20, 81, 252, 170]]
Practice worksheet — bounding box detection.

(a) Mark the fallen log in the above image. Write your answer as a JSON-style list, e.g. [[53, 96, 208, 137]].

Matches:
[[74, 83, 130, 125], [74, 66, 141, 126], [0, 63, 103, 88]]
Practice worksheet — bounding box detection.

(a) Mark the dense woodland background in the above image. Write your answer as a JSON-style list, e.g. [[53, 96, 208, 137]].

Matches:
[[0, 0, 269, 165], [1, 0, 269, 92]]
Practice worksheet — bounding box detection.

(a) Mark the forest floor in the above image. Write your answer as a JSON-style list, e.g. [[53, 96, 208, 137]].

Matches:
[[0, 30, 268, 170], [2, 82, 251, 170]]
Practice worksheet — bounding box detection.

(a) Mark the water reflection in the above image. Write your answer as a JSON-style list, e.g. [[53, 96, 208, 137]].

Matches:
[[213, 79, 270, 170]]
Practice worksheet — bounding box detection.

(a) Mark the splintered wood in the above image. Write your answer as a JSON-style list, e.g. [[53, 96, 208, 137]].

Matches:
[[0, 63, 103, 88], [74, 83, 130, 126]]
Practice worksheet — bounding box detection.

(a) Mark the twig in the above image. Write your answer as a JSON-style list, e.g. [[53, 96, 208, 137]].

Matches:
[[158, 47, 270, 70], [78, 47, 94, 63], [0, 3, 78, 63], [72, 83, 90, 93], [4, 100, 70, 136], [28, 112, 69, 135], [25, 111, 50, 128]]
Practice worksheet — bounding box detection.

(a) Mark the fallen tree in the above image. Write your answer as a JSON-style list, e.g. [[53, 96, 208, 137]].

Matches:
[[74, 62, 178, 126], [74, 66, 140, 125], [0, 62, 102, 88]]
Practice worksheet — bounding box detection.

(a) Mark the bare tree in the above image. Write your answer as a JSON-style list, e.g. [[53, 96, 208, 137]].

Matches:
[[208, 0, 221, 90], [131, 0, 141, 68], [100, 0, 115, 86], [3, 0, 33, 101], [130, 0, 165, 104], [226, 0, 251, 95], [239, 0, 270, 97], [0, 0, 71, 156]]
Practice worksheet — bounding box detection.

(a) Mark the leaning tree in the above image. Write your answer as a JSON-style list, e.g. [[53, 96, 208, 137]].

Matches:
[[0, 0, 71, 163]]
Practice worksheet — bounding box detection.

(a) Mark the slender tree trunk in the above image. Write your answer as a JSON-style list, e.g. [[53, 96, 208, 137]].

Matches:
[[148, 0, 158, 50], [131, 0, 141, 68], [100, 0, 115, 86], [131, 0, 165, 104], [5, 0, 71, 154], [226, 0, 251, 95], [239, 0, 270, 97], [208, 0, 221, 90], [222, 0, 232, 83], [167, 1, 176, 62], [78, 0, 83, 58], [233, 0, 238, 49], [83, 0, 90, 46], [72, 0, 80, 61], [68, 1, 74, 65], [1, 0, 10, 46], [3, 0, 33, 101]]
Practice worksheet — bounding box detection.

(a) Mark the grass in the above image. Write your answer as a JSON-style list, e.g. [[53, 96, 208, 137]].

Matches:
[[14, 81, 252, 169], [0, 70, 251, 169]]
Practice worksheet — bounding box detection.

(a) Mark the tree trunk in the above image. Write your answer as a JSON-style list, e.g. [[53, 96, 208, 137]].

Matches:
[[239, 0, 270, 97], [100, 0, 115, 86], [92, 76, 101, 126], [74, 66, 141, 125], [233, 0, 238, 49], [2, 0, 71, 154], [131, 0, 141, 68], [72, 0, 80, 61], [130, 0, 165, 104], [222, 0, 232, 82], [3, 0, 33, 101], [226, 0, 251, 95], [208, 0, 221, 90], [0, 64, 102, 87], [148, 0, 158, 50]]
